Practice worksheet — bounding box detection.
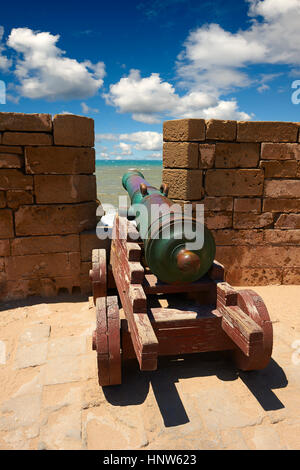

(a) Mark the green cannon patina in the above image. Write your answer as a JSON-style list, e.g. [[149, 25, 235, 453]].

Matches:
[[122, 169, 216, 284]]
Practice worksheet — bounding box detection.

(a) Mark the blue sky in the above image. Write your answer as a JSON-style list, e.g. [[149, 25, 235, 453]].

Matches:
[[1, 0, 300, 160]]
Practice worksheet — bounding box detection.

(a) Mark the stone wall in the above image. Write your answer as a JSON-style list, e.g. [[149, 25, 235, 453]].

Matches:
[[0, 112, 101, 301], [163, 119, 300, 285]]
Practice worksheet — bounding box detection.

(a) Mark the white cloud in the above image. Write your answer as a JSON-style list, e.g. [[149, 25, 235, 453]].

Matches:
[[119, 131, 163, 151], [95, 133, 120, 142], [81, 102, 99, 114], [0, 27, 11, 71], [7, 28, 105, 100]]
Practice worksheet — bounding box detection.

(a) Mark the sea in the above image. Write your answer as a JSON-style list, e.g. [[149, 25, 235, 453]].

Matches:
[[95, 160, 163, 210]]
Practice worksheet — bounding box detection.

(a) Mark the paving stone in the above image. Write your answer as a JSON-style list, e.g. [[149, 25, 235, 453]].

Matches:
[[14, 343, 48, 369], [247, 425, 285, 450], [19, 324, 51, 345], [0, 393, 41, 430], [47, 336, 86, 359], [42, 385, 82, 413], [0, 340, 6, 365], [43, 356, 83, 385], [39, 407, 82, 450]]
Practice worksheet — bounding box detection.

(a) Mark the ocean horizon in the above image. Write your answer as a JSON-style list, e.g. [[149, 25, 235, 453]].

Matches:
[[95, 159, 163, 208]]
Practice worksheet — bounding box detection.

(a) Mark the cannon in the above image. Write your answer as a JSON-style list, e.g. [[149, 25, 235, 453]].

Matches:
[[90, 170, 273, 386]]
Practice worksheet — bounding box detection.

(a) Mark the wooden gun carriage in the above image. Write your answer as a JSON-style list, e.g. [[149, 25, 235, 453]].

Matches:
[[90, 214, 273, 387]]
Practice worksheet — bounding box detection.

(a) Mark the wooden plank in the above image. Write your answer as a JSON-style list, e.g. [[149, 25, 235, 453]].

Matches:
[[95, 297, 110, 386], [221, 305, 263, 357], [143, 273, 215, 295], [208, 261, 225, 281], [106, 296, 121, 385], [127, 242, 142, 261]]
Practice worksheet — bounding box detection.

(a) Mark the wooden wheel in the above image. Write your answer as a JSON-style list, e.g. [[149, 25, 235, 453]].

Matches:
[[89, 249, 107, 305], [232, 289, 273, 371], [93, 295, 121, 386]]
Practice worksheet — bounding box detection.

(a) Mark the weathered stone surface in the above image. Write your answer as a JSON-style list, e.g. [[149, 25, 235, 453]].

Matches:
[[237, 121, 298, 142], [205, 119, 236, 141], [34, 175, 96, 204], [264, 229, 300, 245], [53, 114, 94, 147], [5, 252, 81, 280], [19, 324, 51, 344], [25, 146, 95, 174], [11, 235, 80, 256], [234, 198, 261, 212], [211, 229, 264, 245], [0, 209, 14, 237], [0, 113, 52, 132], [163, 142, 198, 168], [7, 190, 33, 210], [0, 145, 23, 154], [162, 169, 203, 200], [80, 230, 110, 262], [261, 143, 300, 160], [233, 212, 273, 229], [282, 268, 300, 284], [199, 144, 215, 168], [260, 160, 298, 178], [0, 340, 6, 364], [0, 154, 23, 169], [43, 356, 83, 385], [205, 212, 232, 229], [0, 170, 33, 190], [263, 198, 300, 213], [203, 197, 233, 211], [214, 143, 259, 168], [0, 191, 5, 208], [1, 393, 42, 430], [264, 180, 300, 198], [163, 119, 205, 142], [14, 342, 48, 369], [15, 202, 97, 236], [2, 132, 52, 146], [0, 239, 10, 256], [275, 214, 300, 229], [47, 336, 86, 359], [206, 169, 264, 196], [216, 245, 300, 268]]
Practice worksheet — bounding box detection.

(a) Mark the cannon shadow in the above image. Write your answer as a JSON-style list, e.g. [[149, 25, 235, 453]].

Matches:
[[103, 352, 287, 428]]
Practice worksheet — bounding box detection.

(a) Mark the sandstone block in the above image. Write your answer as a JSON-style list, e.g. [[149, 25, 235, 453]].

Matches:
[[80, 230, 111, 261], [261, 143, 300, 160], [260, 160, 298, 178], [263, 199, 300, 212], [215, 143, 259, 168], [11, 235, 80, 256], [53, 114, 94, 147], [282, 268, 300, 284], [233, 212, 273, 229], [216, 245, 300, 268], [234, 198, 261, 212], [0, 154, 23, 169], [0, 191, 5, 208], [206, 119, 236, 141], [25, 146, 95, 174], [205, 212, 232, 229], [34, 175, 96, 204], [163, 119, 205, 142], [5, 252, 81, 280], [0, 239, 10, 256], [7, 190, 33, 209], [162, 169, 203, 200], [2, 132, 52, 146], [264, 180, 300, 198], [203, 197, 233, 211], [199, 144, 215, 168], [237, 122, 298, 142], [163, 142, 198, 168], [0, 113, 52, 132], [264, 230, 300, 245], [0, 145, 23, 154], [0, 170, 33, 190], [0, 209, 14, 237], [275, 214, 300, 229], [227, 267, 282, 286], [206, 169, 264, 196], [14, 342, 48, 369], [211, 229, 264, 246], [15, 202, 97, 236]]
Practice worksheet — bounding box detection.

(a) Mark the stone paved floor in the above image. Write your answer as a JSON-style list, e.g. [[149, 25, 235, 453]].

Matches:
[[0, 286, 300, 450]]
